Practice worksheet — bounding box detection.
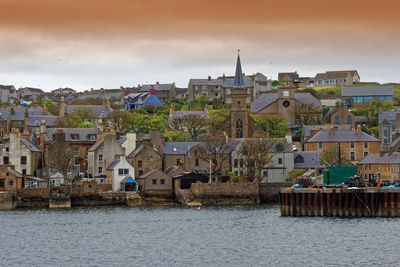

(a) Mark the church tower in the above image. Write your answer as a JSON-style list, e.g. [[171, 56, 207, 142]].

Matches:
[[230, 53, 249, 138]]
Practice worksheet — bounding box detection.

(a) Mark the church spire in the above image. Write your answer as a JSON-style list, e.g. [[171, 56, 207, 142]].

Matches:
[[233, 50, 245, 88]]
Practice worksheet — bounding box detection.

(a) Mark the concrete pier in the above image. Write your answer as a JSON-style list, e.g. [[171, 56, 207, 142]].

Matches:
[[280, 187, 400, 217]]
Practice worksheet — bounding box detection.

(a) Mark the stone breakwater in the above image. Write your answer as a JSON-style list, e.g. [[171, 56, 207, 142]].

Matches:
[[0, 181, 292, 210]]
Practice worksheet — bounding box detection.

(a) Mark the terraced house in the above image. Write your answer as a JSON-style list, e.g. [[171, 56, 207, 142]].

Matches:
[[341, 86, 393, 105], [306, 126, 380, 162]]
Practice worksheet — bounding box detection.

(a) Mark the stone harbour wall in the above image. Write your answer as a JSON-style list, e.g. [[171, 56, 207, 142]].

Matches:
[[259, 182, 293, 203]]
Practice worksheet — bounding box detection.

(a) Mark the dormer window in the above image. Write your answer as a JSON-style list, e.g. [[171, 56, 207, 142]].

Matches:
[[71, 134, 79, 140], [173, 147, 177, 152], [88, 134, 97, 140]]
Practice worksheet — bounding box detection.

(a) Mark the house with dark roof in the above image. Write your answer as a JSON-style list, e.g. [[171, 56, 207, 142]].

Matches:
[[163, 141, 207, 172], [315, 71, 354, 86], [358, 152, 400, 182], [139, 82, 176, 103], [251, 87, 321, 125], [294, 152, 324, 170], [0, 165, 24, 192], [342, 86, 393, 105], [0, 85, 18, 103], [105, 155, 135, 192], [188, 76, 224, 103], [321, 104, 356, 127], [18, 87, 46, 102], [326, 70, 360, 84], [302, 125, 352, 150], [123, 91, 163, 111], [378, 110, 400, 151], [51, 88, 76, 95], [306, 126, 380, 162], [0, 131, 42, 177], [278, 72, 299, 83]]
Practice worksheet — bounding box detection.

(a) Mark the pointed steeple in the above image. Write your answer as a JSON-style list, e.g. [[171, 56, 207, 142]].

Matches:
[[233, 52, 245, 88]]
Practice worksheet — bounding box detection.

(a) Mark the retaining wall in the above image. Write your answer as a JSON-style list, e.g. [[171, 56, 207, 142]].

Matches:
[[259, 182, 293, 203]]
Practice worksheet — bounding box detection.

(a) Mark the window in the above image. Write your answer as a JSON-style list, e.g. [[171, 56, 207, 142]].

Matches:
[[9, 180, 13, 186], [98, 154, 103, 162], [283, 90, 289, 97], [239, 160, 244, 168], [234, 159, 238, 168], [71, 134, 79, 140], [0, 179, 4, 188], [236, 119, 243, 138], [364, 152, 368, 158], [226, 97, 231, 104], [384, 139, 388, 144], [177, 159, 182, 165], [74, 147, 79, 155], [226, 89, 231, 95], [202, 85, 207, 90], [335, 116, 339, 124], [160, 179, 165, 185], [98, 167, 103, 173], [118, 169, 129, 175], [49, 167, 54, 174], [89, 134, 97, 140], [195, 159, 199, 167], [152, 179, 157, 185], [347, 115, 352, 124], [3, 157, 9, 164], [294, 155, 304, 163], [393, 125, 396, 131], [22, 169, 26, 175], [138, 160, 142, 168], [319, 142, 322, 149], [350, 152, 355, 161], [246, 97, 250, 103], [263, 170, 268, 177], [21, 156, 27, 165], [278, 158, 283, 164], [350, 142, 354, 149], [364, 142, 368, 148], [5, 147, 9, 152], [384, 130, 388, 136]]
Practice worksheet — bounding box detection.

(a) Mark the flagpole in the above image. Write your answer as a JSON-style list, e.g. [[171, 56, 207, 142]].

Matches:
[[209, 159, 212, 183]]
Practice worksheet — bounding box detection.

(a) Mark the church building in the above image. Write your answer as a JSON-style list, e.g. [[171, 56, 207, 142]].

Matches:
[[217, 54, 265, 139]]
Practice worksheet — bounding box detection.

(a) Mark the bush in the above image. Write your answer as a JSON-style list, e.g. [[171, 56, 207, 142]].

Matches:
[[230, 176, 241, 183], [288, 169, 306, 181]]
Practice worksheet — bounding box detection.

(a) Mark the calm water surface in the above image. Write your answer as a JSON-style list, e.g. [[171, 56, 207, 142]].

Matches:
[[1, 205, 400, 266]]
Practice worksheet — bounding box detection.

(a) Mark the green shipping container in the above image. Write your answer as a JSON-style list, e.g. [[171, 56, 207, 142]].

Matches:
[[328, 166, 357, 184], [323, 170, 329, 184]]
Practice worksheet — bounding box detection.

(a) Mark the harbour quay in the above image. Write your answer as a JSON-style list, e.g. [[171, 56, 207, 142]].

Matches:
[[280, 187, 400, 217]]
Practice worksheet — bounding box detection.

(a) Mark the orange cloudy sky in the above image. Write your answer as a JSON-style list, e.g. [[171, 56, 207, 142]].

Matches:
[[0, 0, 399, 91]]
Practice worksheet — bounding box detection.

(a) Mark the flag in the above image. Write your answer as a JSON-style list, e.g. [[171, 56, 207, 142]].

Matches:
[[210, 160, 215, 168]]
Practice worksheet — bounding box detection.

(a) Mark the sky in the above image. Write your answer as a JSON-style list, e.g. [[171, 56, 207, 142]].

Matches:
[[0, 0, 399, 92]]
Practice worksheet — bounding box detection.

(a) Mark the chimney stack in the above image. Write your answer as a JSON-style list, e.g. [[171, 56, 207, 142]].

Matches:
[[329, 127, 335, 137], [105, 98, 111, 110], [208, 75, 211, 81], [43, 105, 48, 115], [59, 96, 66, 117], [356, 124, 362, 137]]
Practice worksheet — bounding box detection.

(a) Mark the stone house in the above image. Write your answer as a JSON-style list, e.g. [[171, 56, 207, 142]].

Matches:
[[321, 104, 355, 127], [0, 165, 24, 191], [231, 141, 294, 182], [163, 142, 210, 172], [278, 72, 299, 83], [251, 87, 321, 125], [87, 133, 127, 182], [315, 71, 354, 86], [45, 128, 100, 176], [302, 125, 352, 150], [0, 131, 42, 176], [325, 70, 360, 84], [136, 169, 173, 197], [306, 126, 380, 163], [139, 82, 176, 103], [188, 76, 224, 103], [357, 153, 400, 182], [341, 86, 393, 105], [106, 155, 135, 192], [378, 111, 400, 151], [17, 87, 46, 102], [0, 85, 18, 103]]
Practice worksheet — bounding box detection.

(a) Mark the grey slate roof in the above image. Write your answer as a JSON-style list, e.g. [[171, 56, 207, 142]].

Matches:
[[308, 130, 379, 143], [315, 72, 349, 80], [278, 72, 299, 81], [358, 153, 400, 165], [250, 93, 279, 113], [379, 110, 398, 124], [106, 160, 121, 170], [45, 128, 100, 142], [390, 136, 400, 148], [163, 142, 200, 154], [223, 77, 253, 88], [127, 144, 144, 158], [28, 116, 60, 127], [355, 116, 368, 123], [140, 84, 174, 92], [190, 79, 223, 86], [302, 125, 352, 139], [117, 136, 127, 145], [21, 138, 41, 152], [0, 107, 47, 121], [137, 169, 161, 179], [341, 86, 393, 97], [250, 92, 321, 113], [232, 54, 245, 88], [294, 152, 324, 169]]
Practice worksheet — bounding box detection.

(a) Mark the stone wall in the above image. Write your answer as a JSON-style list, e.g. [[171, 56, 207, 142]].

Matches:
[[259, 182, 292, 203], [190, 182, 260, 205], [17, 188, 49, 208], [0, 192, 17, 210]]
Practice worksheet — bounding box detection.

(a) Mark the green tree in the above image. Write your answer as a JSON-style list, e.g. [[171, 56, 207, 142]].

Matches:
[[71, 108, 97, 122], [79, 121, 96, 128], [190, 95, 209, 110], [351, 100, 394, 127], [319, 146, 352, 166], [163, 131, 192, 141], [208, 106, 230, 134], [253, 115, 289, 138], [56, 114, 83, 128], [40, 99, 59, 116]]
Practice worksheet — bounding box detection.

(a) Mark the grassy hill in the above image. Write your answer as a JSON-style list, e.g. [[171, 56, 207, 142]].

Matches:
[[309, 82, 400, 98]]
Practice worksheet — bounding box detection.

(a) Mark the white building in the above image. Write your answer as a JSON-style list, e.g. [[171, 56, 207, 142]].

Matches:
[[106, 156, 135, 192]]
